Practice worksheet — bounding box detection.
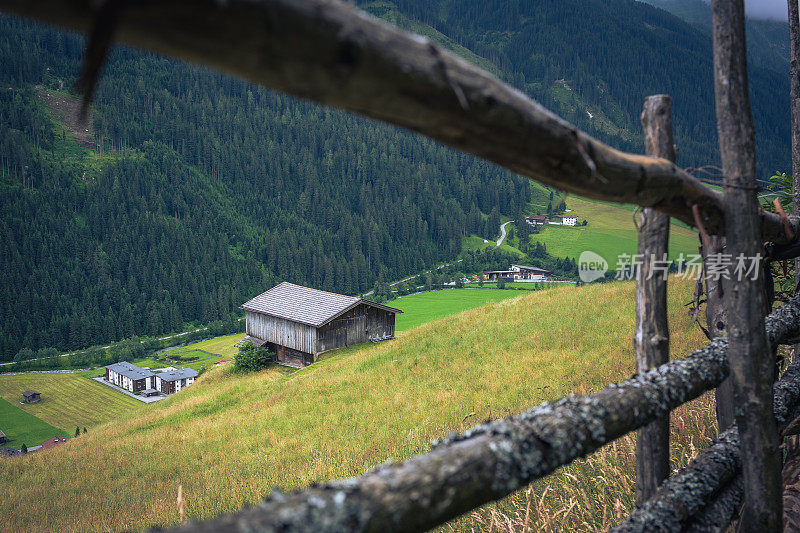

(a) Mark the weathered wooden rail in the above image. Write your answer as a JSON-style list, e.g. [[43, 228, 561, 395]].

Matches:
[[2, 0, 800, 531]]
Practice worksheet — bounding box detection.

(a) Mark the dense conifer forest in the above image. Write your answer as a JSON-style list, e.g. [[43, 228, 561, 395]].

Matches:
[[0, 0, 792, 360], [0, 14, 532, 359], [367, 0, 790, 175]]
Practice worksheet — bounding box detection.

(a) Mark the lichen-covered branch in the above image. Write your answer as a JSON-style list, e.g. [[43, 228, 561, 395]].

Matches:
[[684, 476, 743, 533], [613, 297, 800, 532], [150, 297, 800, 533], [0, 0, 797, 243]]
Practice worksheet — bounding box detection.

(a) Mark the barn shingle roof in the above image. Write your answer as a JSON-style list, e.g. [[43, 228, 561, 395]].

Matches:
[[242, 282, 401, 327]]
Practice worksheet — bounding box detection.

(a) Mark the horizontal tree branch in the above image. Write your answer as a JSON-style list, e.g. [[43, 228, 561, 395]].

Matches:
[[0, 0, 797, 242], [613, 296, 800, 532], [147, 296, 800, 532], [683, 476, 743, 533]]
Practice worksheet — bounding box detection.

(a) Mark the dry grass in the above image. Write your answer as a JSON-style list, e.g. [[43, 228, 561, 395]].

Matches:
[[0, 279, 708, 532], [448, 393, 717, 532]]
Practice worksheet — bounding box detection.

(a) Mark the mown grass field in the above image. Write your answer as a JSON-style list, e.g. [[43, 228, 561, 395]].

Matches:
[[391, 288, 545, 331], [0, 373, 143, 432], [0, 396, 67, 450], [529, 196, 699, 264], [0, 278, 711, 532]]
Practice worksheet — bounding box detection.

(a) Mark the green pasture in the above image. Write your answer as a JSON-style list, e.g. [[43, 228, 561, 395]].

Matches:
[[0, 396, 67, 450]]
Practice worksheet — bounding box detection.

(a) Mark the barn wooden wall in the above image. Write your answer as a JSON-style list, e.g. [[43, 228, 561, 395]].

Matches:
[[245, 311, 317, 354], [316, 305, 395, 353]]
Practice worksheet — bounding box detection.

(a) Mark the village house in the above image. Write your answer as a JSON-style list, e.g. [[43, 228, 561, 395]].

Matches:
[[0, 430, 7, 444], [21, 390, 40, 404], [483, 264, 550, 282], [154, 368, 198, 395], [105, 362, 155, 393], [553, 214, 578, 226], [238, 282, 402, 368], [104, 362, 196, 396], [526, 215, 548, 225], [510, 264, 549, 281]]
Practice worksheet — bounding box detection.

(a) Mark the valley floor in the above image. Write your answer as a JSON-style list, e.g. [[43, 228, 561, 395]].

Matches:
[[0, 278, 712, 532]]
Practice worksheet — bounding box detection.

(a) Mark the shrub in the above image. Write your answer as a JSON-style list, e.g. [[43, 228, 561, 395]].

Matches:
[[234, 342, 272, 372]]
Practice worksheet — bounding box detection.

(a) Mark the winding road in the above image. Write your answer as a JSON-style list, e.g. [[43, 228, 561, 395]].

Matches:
[[365, 220, 515, 296], [496, 221, 512, 248]]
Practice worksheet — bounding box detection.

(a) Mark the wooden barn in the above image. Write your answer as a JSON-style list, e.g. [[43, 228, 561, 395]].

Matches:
[[21, 390, 40, 404], [238, 282, 402, 367]]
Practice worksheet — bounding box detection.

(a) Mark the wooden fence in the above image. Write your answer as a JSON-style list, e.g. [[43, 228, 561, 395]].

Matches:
[[2, 0, 799, 530]]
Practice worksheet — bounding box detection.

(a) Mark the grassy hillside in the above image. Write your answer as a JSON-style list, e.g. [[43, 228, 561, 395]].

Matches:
[[530, 196, 699, 264], [0, 278, 710, 532], [0, 374, 143, 433], [0, 397, 68, 450]]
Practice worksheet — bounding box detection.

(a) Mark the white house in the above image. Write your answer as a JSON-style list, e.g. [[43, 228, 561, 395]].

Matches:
[[154, 368, 198, 395], [510, 264, 549, 281], [560, 214, 578, 226], [105, 362, 155, 393], [526, 215, 548, 225], [484, 264, 550, 282], [105, 362, 197, 396]]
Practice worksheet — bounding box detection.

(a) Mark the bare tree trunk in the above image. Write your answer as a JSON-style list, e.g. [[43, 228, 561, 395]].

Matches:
[[711, 1, 781, 531], [790, 0, 800, 350], [634, 94, 673, 505]]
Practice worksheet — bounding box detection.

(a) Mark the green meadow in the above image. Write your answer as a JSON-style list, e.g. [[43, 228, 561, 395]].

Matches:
[[0, 396, 67, 450], [529, 196, 699, 264], [391, 287, 546, 331]]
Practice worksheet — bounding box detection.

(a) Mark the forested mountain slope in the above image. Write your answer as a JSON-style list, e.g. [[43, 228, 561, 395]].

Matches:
[[641, 0, 790, 74], [0, 0, 792, 360], [0, 14, 532, 359], [365, 0, 790, 175]]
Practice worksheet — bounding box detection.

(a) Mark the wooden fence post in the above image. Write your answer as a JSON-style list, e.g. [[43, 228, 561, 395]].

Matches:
[[634, 94, 673, 505], [704, 236, 736, 431], [711, 0, 782, 530]]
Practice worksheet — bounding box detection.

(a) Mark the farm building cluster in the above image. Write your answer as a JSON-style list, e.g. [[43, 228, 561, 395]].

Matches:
[[104, 361, 197, 396], [483, 264, 550, 282], [237, 282, 402, 368], [526, 213, 581, 226]]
